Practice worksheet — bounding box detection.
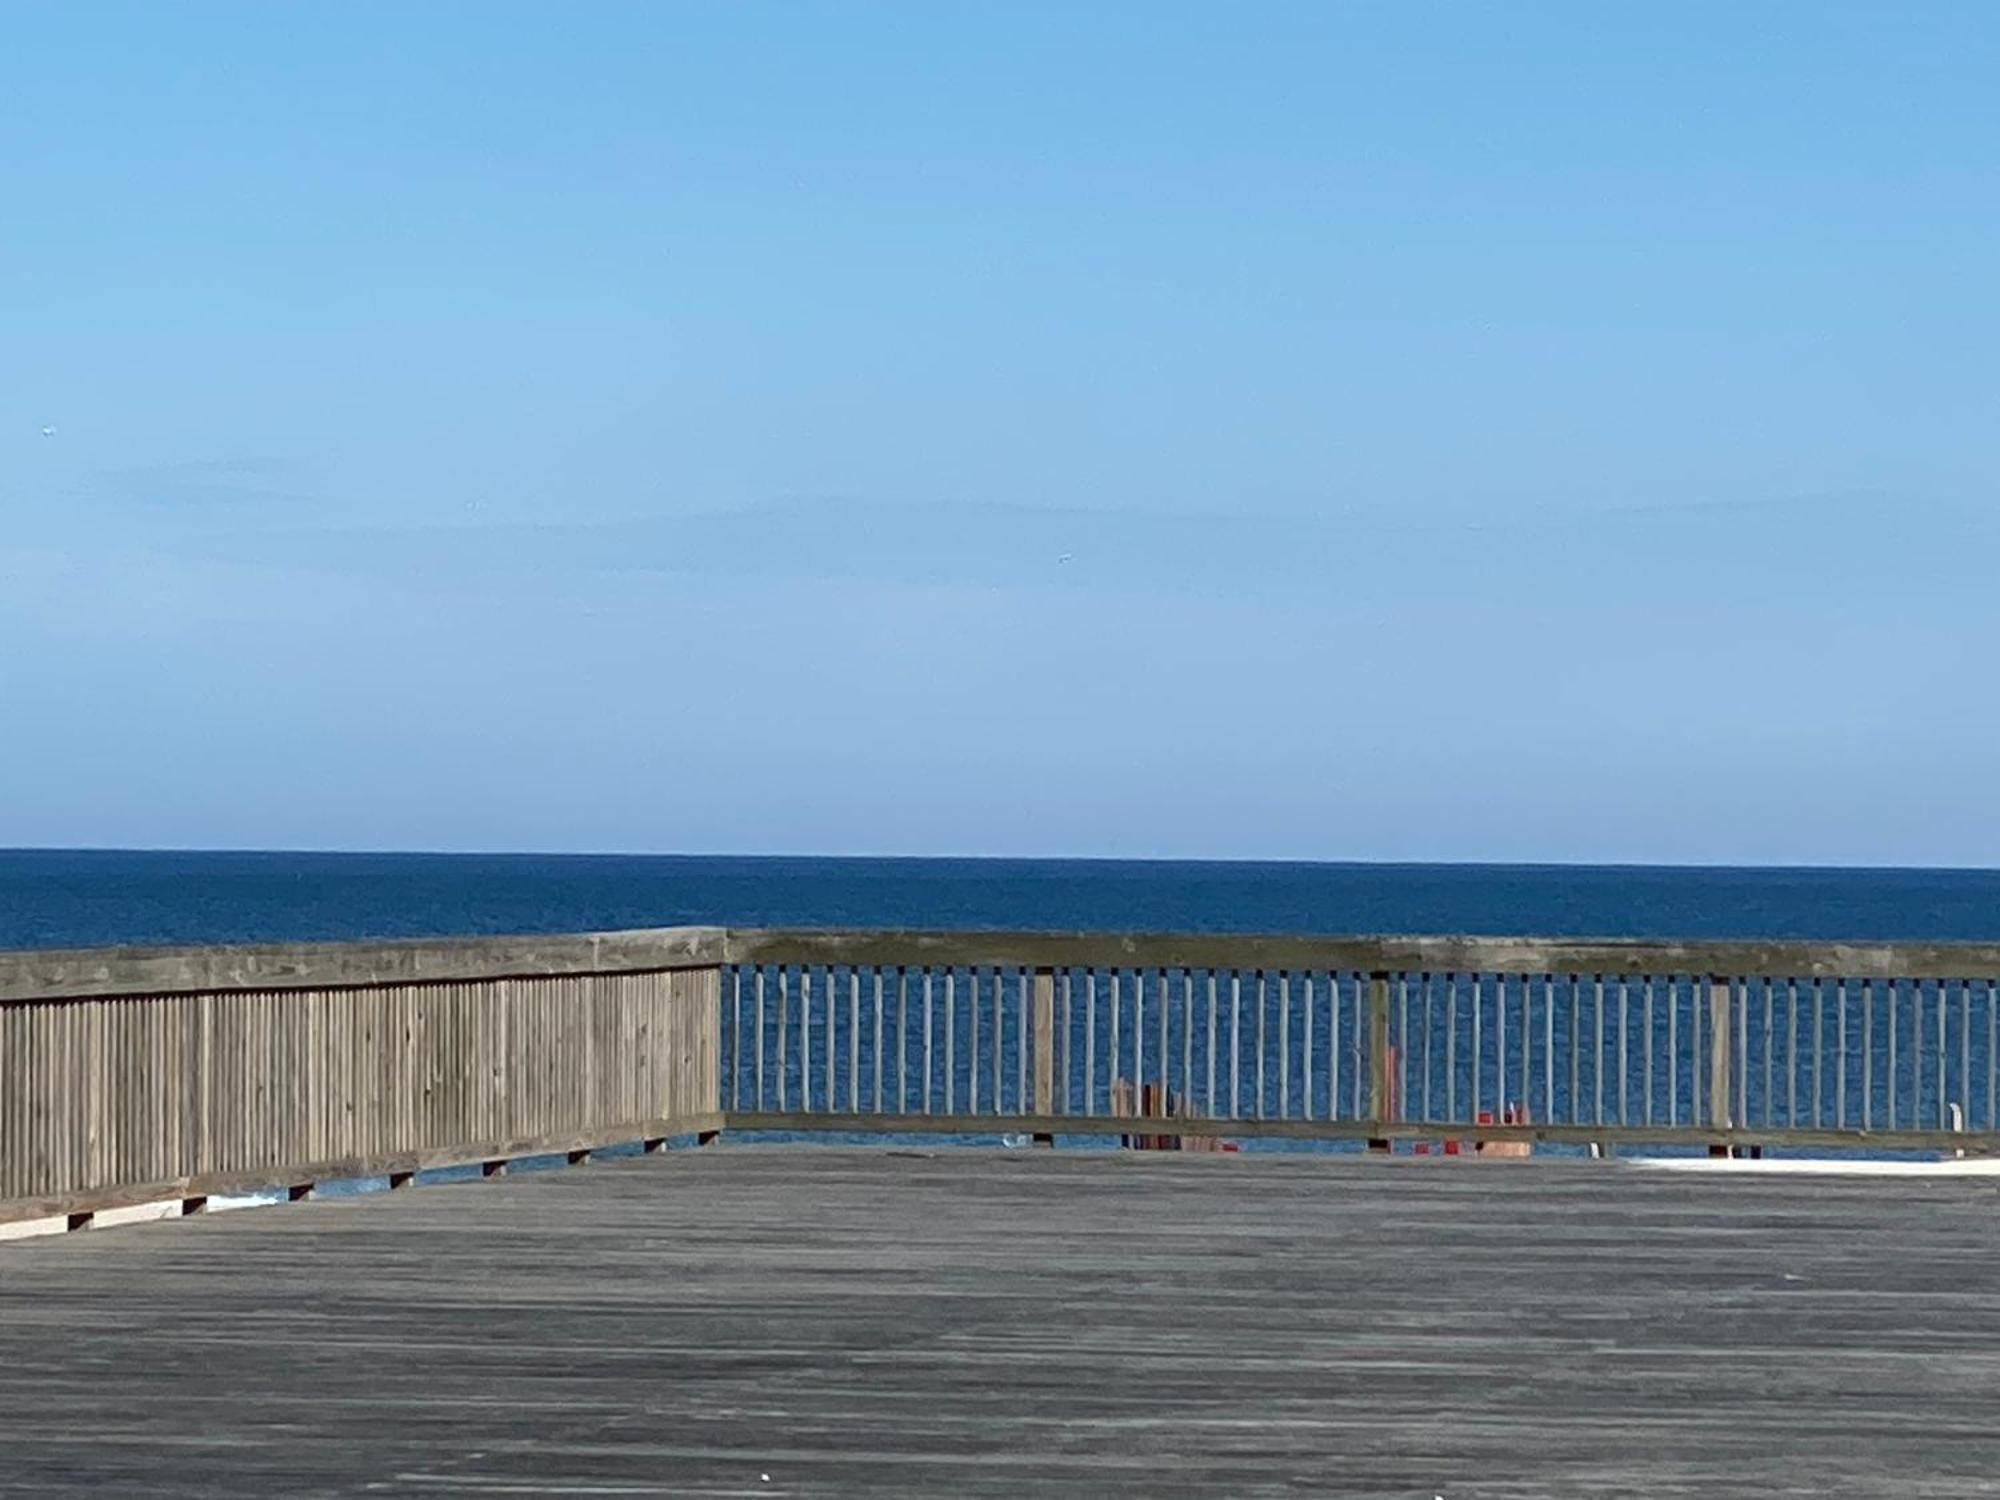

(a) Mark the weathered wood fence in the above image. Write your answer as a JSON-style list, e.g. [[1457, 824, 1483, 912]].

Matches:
[[9, 927, 2000, 1226], [0, 929, 724, 1223]]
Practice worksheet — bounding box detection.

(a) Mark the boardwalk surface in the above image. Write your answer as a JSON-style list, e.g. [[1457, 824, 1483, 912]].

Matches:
[[3, 1148, 1999, 1496]]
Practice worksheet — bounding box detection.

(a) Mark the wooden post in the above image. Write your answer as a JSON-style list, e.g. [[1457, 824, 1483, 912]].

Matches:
[[1709, 976, 1734, 1155], [1032, 967, 1056, 1145], [1367, 972, 1391, 1152]]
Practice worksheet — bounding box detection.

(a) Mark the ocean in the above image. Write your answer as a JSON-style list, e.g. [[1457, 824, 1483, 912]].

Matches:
[[4, 849, 2000, 951]]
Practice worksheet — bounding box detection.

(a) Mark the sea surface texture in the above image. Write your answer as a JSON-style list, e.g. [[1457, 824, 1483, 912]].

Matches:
[[4, 850, 1999, 950]]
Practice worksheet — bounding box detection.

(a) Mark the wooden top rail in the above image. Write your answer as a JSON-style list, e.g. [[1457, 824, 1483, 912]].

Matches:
[[0, 926, 729, 1004], [722, 928, 2000, 981], [9, 925, 2000, 1006]]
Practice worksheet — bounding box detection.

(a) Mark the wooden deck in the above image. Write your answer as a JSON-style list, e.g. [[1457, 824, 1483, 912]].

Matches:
[[4, 1149, 1999, 1496]]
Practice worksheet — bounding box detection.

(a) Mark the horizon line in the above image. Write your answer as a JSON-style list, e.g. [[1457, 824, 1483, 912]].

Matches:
[[5, 846, 1999, 876]]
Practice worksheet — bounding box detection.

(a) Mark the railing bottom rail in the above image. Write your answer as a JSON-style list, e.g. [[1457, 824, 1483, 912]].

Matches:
[[723, 1111, 1996, 1155]]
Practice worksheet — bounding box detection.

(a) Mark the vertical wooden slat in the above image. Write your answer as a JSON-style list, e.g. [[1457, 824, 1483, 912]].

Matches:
[[922, 969, 933, 1114], [1060, 970, 1073, 1115], [666, 972, 680, 1125], [1084, 968, 1097, 1117], [1445, 974, 1457, 1122], [1853, 979, 1865, 1130], [1017, 968, 1028, 1115], [755, 969, 766, 1112], [872, 969, 884, 1113], [1206, 972, 1218, 1119], [46, 1002, 61, 1194], [1423, 974, 1436, 1123], [37, 1003, 52, 1195], [1698, 977, 1711, 1129], [1151, 969, 1163, 1109], [2, 1005, 16, 1197], [30, 1002, 43, 1196], [1, 1005, 12, 1198], [1784, 979, 1796, 1128], [1733, 975, 1747, 1131], [1331, 972, 1345, 1121], [800, 967, 813, 1116], [846, 969, 859, 1113], [1253, 971, 1266, 1120], [1000, 968, 1016, 1112], [1130, 970, 1143, 1111], [1760, 980, 1773, 1132], [823, 967, 835, 1114], [1136, 976, 1152, 1120], [1709, 977, 1733, 1133], [1566, 976, 1581, 1127], [777, 967, 791, 1114], [1353, 972, 1366, 1120], [1471, 975, 1483, 1124], [1396, 975, 1409, 1124], [1519, 975, 1531, 1125], [1592, 976, 1605, 1128], [1642, 978, 1655, 1127], [896, 967, 909, 1115], [1301, 972, 1315, 1120], [1936, 979, 1948, 1131], [1181, 969, 1194, 1114], [1400, 980, 1416, 1136], [52, 1001, 67, 1194], [1216, 968, 1232, 1120], [730, 969, 742, 1111], [7, 1004, 21, 1197], [1277, 971, 1290, 1119], [1617, 979, 1629, 1125], [943, 969, 955, 1114], [1667, 976, 1680, 1127], [1887, 979, 1899, 1131], [30, 1002, 42, 1196], [84, 996, 104, 1190], [1811, 977, 1824, 1129], [1106, 971, 1119, 1117], [1988, 980, 1998, 1133], [708, 967, 720, 1116], [1541, 975, 1555, 1126], [1136, 968, 1152, 1096]]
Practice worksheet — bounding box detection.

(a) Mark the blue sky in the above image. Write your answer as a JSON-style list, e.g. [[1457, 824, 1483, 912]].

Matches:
[[3, 3, 1996, 863]]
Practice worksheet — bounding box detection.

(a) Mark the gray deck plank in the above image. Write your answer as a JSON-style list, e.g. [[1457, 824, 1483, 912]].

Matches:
[[3, 1149, 1999, 1496]]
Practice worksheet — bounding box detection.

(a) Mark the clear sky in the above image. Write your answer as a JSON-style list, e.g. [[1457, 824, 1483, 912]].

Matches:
[[3, 3, 1996, 864]]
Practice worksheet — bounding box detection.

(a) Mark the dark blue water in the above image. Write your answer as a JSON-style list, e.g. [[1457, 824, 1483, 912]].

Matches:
[[5, 850, 2000, 950]]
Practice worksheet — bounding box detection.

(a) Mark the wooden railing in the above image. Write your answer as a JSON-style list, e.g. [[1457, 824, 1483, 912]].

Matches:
[[723, 930, 2000, 1154], [0, 929, 725, 1224], [10, 925, 2000, 1227]]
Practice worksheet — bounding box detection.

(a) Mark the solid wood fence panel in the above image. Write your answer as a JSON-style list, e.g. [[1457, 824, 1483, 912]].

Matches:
[[2, 949, 722, 1219]]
